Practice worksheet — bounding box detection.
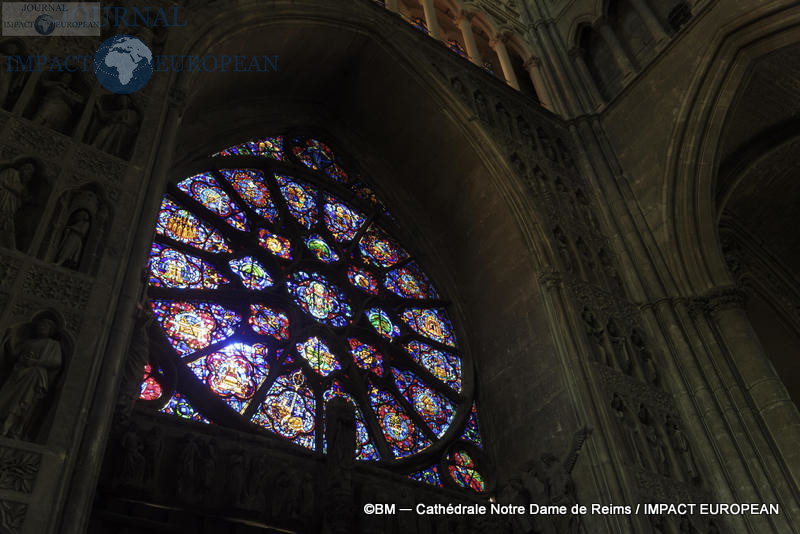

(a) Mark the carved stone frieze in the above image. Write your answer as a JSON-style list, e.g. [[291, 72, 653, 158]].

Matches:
[[0, 256, 21, 288], [567, 279, 639, 327], [0, 500, 26, 534], [5, 120, 69, 159], [0, 447, 41, 494], [72, 146, 127, 185], [596, 364, 674, 414], [21, 265, 92, 310]]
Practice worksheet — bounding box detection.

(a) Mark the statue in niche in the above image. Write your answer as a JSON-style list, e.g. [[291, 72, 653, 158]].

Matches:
[[116, 303, 154, 417], [630, 329, 659, 386], [518, 116, 537, 153], [496, 103, 513, 138], [142, 425, 163, 485], [0, 39, 27, 110], [665, 415, 699, 484], [116, 421, 145, 487], [177, 433, 201, 498], [574, 188, 600, 231], [611, 394, 644, 467], [598, 248, 624, 293], [575, 237, 598, 283], [271, 469, 301, 519], [0, 158, 36, 251], [0, 316, 63, 440], [31, 72, 84, 132], [226, 444, 247, 506], [534, 426, 593, 534], [90, 94, 140, 159], [323, 397, 356, 533], [54, 209, 91, 268], [474, 91, 493, 125], [537, 127, 557, 161], [451, 76, 468, 102], [556, 138, 575, 167], [299, 472, 315, 519], [606, 317, 633, 374], [553, 226, 574, 274], [638, 405, 669, 476], [245, 453, 270, 508], [581, 307, 608, 365], [200, 438, 218, 500]]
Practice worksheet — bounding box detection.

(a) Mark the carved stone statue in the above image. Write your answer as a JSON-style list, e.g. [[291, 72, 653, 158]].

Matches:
[[518, 116, 537, 153], [0, 158, 36, 251], [581, 307, 608, 365], [0, 317, 63, 440], [245, 454, 269, 508], [639, 405, 669, 476], [0, 39, 27, 110], [31, 73, 84, 132], [630, 329, 659, 386], [534, 427, 593, 534], [537, 127, 556, 161], [201, 438, 218, 499], [226, 445, 246, 506], [666, 415, 699, 484], [496, 103, 513, 137], [142, 425, 163, 484], [116, 303, 154, 418], [177, 433, 201, 498], [54, 209, 91, 268], [598, 248, 624, 293], [474, 91, 493, 125], [606, 318, 633, 374], [553, 226, 574, 274], [611, 393, 644, 467], [117, 421, 145, 487], [90, 95, 140, 159], [450, 77, 468, 101], [575, 237, 598, 283]]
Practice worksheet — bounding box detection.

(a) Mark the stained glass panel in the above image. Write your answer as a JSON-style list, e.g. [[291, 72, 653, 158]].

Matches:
[[410, 465, 443, 487], [286, 271, 352, 327], [213, 136, 283, 160], [139, 364, 162, 401], [367, 380, 430, 458], [229, 257, 273, 290], [155, 197, 231, 253], [323, 380, 380, 461], [411, 16, 428, 34], [257, 229, 292, 259], [148, 243, 229, 289], [296, 336, 341, 376], [251, 370, 316, 450], [219, 169, 279, 223], [323, 197, 366, 242], [384, 262, 438, 300], [447, 39, 468, 59], [275, 174, 318, 229], [188, 342, 270, 414], [347, 338, 384, 376], [359, 224, 409, 268], [160, 392, 210, 423], [347, 265, 378, 295], [401, 308, 456, 348], [404, 340, 462, 393], [365, 308, 400, 340], [449, 451, 485, 492], [249, 304, 290, 340], [305, 234, 339, 263], [151, 300, 241, 355], [392, 368, 455, 438], [176, 172, 249, 231], [291, 138, 349, 184], [460, 403, 482, 448]]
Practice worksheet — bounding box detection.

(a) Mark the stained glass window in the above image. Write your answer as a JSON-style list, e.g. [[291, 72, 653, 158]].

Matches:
[[142, 132, 484, 485], [411, 16, 429, 34], [447, 39, 468, 59]]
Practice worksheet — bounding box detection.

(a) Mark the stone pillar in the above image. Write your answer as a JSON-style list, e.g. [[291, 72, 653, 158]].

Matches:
[[420, 0, 440, 39], [596, 20, 635, 76], [523, 56, 553, 109], [628, 0, 669, 42], [456, 12, 481, 65], [569, 48, 604, 106], [489, 35, 521, 90], [706, 288, 800, 487]]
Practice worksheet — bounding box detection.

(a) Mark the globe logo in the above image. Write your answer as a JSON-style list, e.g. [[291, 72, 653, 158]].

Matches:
[[93, 35, 154, 95], [34, 14, 56, 36]]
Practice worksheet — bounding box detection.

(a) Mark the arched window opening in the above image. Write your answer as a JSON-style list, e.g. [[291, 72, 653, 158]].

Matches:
[[137, 133, 488, 493]]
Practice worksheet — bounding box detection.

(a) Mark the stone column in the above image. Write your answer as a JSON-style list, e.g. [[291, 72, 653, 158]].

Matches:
[[628, 0, 669, 42], [596, 19, 635, 76], [569, 47, 604, 107], [420, 0, 440, 39], [523, 56, 553, 109], [456, 12, 481, 65], [706, 288, 800, 486], [489, 35, 521, 90]]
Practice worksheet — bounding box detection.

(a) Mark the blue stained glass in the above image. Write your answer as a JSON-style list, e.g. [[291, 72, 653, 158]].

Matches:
[[219, 169, 279, 223], [365, 308, 400, 340], [358, 224, 409, 268], [323, 196, 366, 242], [460, 403, 483, 448], [148, 243, 229, 289], [155, 197, 231, 253], [401, 308, 457, 348], [229, 257, 273, 290], [410, 465, 443, 487], [151, 300, 241, 356], [384, 262, 439, 299], [296, 336, 341, 377], [367, 380, 431, 458], [251, 370, 316, 450], [275, 174, 318, 229], [160, 392, 210, 424], [403, 340, 462, 393], [392, 367, 455, 438], [305, 234, 339, 263], [176, 172, 249, 231], [286, 271, 352, 327], [213, 136, 283, 160]]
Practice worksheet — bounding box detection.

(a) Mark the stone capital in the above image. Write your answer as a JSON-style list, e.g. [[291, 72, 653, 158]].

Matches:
[[705, 286, 747, 316], [523, 55, 540, 70]]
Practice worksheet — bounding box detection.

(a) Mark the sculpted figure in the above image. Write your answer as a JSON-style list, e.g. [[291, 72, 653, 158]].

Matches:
[[581, 307, 608, 365], [91, 95, 140, 158], [117, 422, 145, 487], [631, 329, 659, 386], [32, 73, 83, 132], [0, 39, 27, 109], [639, 405, 669, 475], [606, 318, 632, 374], [666, 415, 699, 484], [0, 317, 63, 440], [611, 393, 644, 467], [55, 209, 91, 268], [177, 433, 201, 497], [0, 159, 35, 250]]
